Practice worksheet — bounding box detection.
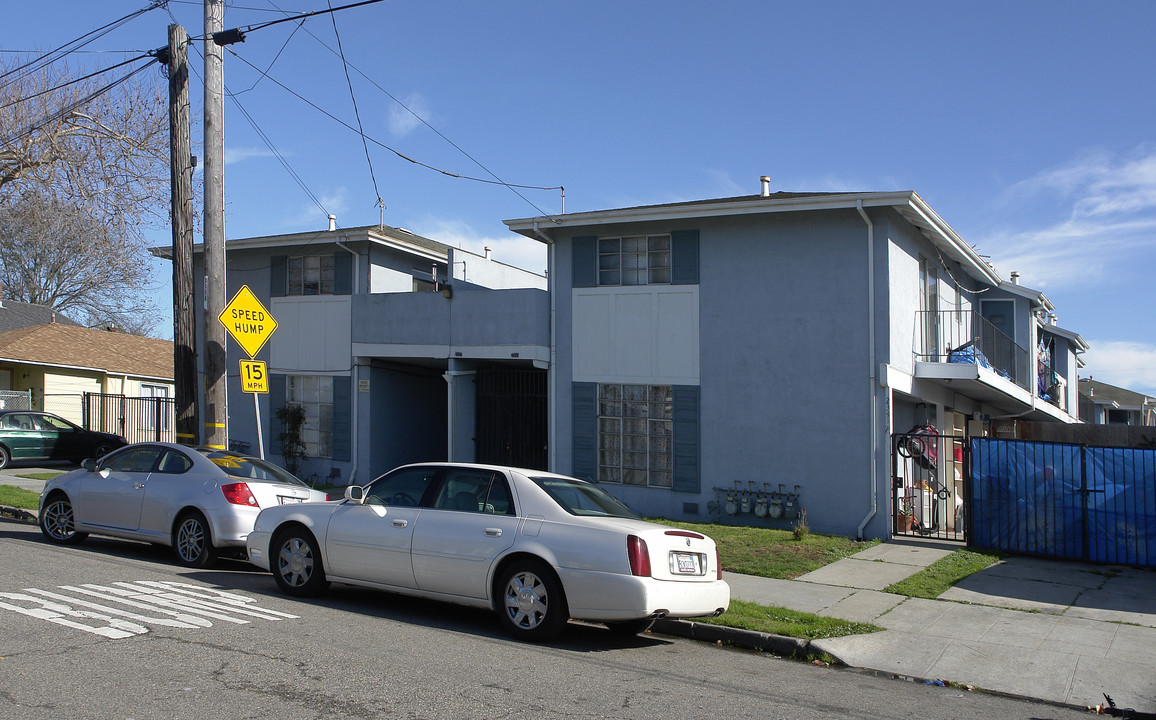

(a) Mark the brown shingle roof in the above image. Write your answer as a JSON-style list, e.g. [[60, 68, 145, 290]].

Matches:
[[0, 324, 173, 381]]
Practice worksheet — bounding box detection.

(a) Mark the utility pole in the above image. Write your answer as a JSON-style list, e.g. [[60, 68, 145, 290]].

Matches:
[[203, 0, 228, 450], [166, 23, 199, 446]]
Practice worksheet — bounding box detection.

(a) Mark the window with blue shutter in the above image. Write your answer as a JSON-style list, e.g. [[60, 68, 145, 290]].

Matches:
[[572, 236, 597, 288], [671, 230, 699, 285], [672, 385, 701, 493], [269, 374, 286, 455], [331, 375, 351, 461], [270, 256, 287, 298], [334, 252, 352, 295], [571, 382, 597, 482]]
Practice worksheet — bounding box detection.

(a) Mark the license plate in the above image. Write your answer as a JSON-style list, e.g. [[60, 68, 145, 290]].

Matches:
[[278, 496, 305, 505], [673, 552, 701, 575]]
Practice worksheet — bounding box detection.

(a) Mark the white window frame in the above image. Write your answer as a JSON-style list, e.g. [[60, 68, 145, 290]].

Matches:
[[287, 255, 335, 296], [597, 235, 671, 286], [597, 383, 673, 488], [286, 375, 334, 458]]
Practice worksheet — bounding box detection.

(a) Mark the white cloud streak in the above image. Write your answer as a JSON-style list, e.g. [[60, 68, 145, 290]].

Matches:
[[1082, 340, 1156, 397], [386, 93, 431, 138]]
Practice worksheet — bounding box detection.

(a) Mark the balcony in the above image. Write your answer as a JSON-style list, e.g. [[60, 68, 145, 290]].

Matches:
[[913, 310, 1073, 422], [350, 287, 550, 365]]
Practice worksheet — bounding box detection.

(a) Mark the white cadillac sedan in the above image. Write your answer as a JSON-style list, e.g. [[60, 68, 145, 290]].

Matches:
[[39, 442, 329, 567], [246, 463, 730, 641]]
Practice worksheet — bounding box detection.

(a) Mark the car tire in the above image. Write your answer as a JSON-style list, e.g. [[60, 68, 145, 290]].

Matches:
[[173, 511, 217, 568], [0, 445, 9, 470], [39, 492, 88, 545], [604, 618, 655, 636], [496, 559, 569, 642], [271, 526, 329, 597]]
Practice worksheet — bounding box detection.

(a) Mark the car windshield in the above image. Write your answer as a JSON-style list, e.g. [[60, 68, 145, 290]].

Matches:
[[530, 476, 639, 519], [198, 449, 311, 487]]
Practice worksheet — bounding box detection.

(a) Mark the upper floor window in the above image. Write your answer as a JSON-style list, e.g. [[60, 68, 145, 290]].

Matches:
[[598, 235, 670, 286], [288, 255, 335, 295]]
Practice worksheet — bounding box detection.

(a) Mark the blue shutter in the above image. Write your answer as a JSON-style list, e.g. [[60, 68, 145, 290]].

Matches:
[[269, 374, 286, 456], [671, 230, 699, 285], [672, 385, 700, 493], [270, 256, 287, 297], [331, 375, 351, 461], [572, 236, 597, 288], [572, 382, 598, 482], [334, 252, 352, 295]]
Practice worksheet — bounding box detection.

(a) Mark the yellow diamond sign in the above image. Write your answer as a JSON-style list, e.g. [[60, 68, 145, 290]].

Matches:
[[219, 285, 277, 358]]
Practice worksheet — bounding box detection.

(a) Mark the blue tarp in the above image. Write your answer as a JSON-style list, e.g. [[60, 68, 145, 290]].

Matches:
[[970, 439, 1155, 567]]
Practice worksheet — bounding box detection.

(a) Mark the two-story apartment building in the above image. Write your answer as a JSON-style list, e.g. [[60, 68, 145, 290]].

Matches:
[[171, 224, 550, 487], [172, 185, 1088, 540], [506, 185, 1086, 540]]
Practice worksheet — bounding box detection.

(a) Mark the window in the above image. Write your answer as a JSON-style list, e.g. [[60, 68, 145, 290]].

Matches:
[[286, 375, 333, 458], [141, 384, 171, 432], [365, 466, 438, 507], [431, 469, 514, 514], [598, 235, 671, 286], [287, 255, 335, 295], [598, 384, 672, 488]]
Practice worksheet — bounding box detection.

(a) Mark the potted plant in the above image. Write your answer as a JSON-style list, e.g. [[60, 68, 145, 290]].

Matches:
[[897, 497, 917, 531]]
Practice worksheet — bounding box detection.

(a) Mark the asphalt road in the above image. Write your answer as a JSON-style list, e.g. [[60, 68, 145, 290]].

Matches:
[[0, 519, 1094, 720]]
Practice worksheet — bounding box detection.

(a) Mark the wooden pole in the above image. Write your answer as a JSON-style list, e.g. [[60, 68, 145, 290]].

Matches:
[[203, 0, 228, 450]]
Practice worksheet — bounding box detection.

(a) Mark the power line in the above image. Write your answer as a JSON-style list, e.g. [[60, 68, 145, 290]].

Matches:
[[0, 54, 153, 112], [327, 0, 381, 209]]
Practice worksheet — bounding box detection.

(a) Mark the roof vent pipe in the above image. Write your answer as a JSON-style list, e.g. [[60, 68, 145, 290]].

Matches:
[[760, 176, 771, 197], [484, 246, 492, 260], [328, 214, 337, 232], [1010, 271, 1020, 284]]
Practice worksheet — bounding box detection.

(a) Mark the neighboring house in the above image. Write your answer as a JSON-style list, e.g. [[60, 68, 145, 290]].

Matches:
[[162, 223, 549, 485], [0, 323, 175, 439], [1079, 378, 1156, 426], [0, 294, 81, 334], [505, 185, 1088, 539]]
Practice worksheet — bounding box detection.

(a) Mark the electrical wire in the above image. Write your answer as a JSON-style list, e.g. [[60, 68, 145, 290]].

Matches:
[[0, 1, 167, 92], [327, 0, 381, 209], [0, 54, 153, 112]]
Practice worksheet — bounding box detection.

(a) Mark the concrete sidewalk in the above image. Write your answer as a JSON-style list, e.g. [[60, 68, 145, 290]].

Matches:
[[714, 538, 1156, 713]]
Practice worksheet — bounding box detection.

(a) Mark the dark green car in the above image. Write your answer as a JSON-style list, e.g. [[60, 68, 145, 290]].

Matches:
[[0, 411, 126, 470]]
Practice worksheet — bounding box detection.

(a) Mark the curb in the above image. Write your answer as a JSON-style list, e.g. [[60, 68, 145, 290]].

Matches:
[[651, 618, 836, 662], [0, 504, 37, 523]]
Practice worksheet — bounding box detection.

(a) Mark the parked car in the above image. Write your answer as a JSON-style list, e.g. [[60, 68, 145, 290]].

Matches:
[[246, 462, 730, 641], [0, 411, 125, 470], [38, 442, 330, 567]]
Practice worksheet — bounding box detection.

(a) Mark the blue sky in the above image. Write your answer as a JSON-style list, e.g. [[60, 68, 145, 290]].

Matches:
[[7, 1, 1156, 395]]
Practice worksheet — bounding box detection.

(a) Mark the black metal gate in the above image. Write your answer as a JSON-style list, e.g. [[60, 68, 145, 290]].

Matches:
[[83, 393, 177, 445], [892, 427, 967, 541], [474, 368, 547, 470]]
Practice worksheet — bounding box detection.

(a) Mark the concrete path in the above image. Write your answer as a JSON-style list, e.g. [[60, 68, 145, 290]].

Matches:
[[724, 537, 1156, 713]]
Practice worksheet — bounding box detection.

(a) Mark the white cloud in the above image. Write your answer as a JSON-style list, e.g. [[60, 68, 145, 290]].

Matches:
[[412, 216, 547, 275], [1082, 340, 1156, 397], [224, 146, 277, 165], [386, 93, 431, 138]]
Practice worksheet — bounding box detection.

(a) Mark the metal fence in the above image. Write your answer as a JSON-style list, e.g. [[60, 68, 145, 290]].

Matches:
[[0, 389, 32, 411], [913, 310, 1030, 391], [892, 428, 968, 541], [969, 438, 1155, 567], [82, 393, 177, 445]]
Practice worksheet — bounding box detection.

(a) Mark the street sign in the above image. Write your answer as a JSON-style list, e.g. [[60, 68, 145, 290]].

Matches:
[[239, 360, 269, 394], [219, 285, 277, 358]]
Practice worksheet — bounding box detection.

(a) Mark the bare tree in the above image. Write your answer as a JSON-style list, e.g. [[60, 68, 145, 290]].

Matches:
[[0, 58, 171, 334]]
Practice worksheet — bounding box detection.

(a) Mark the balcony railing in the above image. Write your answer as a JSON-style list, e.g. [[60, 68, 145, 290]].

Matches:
[[914, 310, 1029, 391]]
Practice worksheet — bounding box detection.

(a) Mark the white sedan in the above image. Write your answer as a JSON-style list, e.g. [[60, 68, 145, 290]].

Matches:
[[39, 443, 329, 567], [246, 462, 730, 641]]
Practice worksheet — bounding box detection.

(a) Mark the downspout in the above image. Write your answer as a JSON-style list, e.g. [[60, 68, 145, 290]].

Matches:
[[335, 240, 359, 484], [856, 200, 878, 540], [532, 221, 557, 471]]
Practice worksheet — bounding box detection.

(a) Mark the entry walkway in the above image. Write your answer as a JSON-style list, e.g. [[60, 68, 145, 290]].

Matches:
[[719, 538, 1156, 713]]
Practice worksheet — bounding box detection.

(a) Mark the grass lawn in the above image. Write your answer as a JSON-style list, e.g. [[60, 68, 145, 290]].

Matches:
[[884, 548, 1003, 598], [652, 518, 880, 579], [0, 484, 41, 511], [695, 599, 881, 640]]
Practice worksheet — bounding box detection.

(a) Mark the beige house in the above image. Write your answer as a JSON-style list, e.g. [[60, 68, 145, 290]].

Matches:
[[0, 322, 174, 441]]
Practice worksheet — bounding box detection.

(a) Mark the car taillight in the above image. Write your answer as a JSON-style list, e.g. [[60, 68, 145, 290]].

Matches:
[[222, 482, 258, 507], [627, 535, 651, 577]]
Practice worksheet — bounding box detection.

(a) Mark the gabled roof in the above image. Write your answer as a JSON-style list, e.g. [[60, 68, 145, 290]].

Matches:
[[1078, 378, 1156, 409], [505, 190, 1002, 285], [0, 324, 173, 381], [0, 299, 80, 333]]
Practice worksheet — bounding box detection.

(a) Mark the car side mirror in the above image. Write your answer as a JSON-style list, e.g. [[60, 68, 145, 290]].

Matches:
[[344, 485, 365, 503], [82, 458, 99, 472]]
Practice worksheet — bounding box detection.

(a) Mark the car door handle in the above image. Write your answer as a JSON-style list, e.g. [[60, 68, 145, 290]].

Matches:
[[391, 519, 408, 528], [133, 482, 145, 490], [483, 528, 503, 537]]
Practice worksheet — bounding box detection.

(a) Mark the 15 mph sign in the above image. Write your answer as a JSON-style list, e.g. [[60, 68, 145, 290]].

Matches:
[[219, 285, 277, 358]]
